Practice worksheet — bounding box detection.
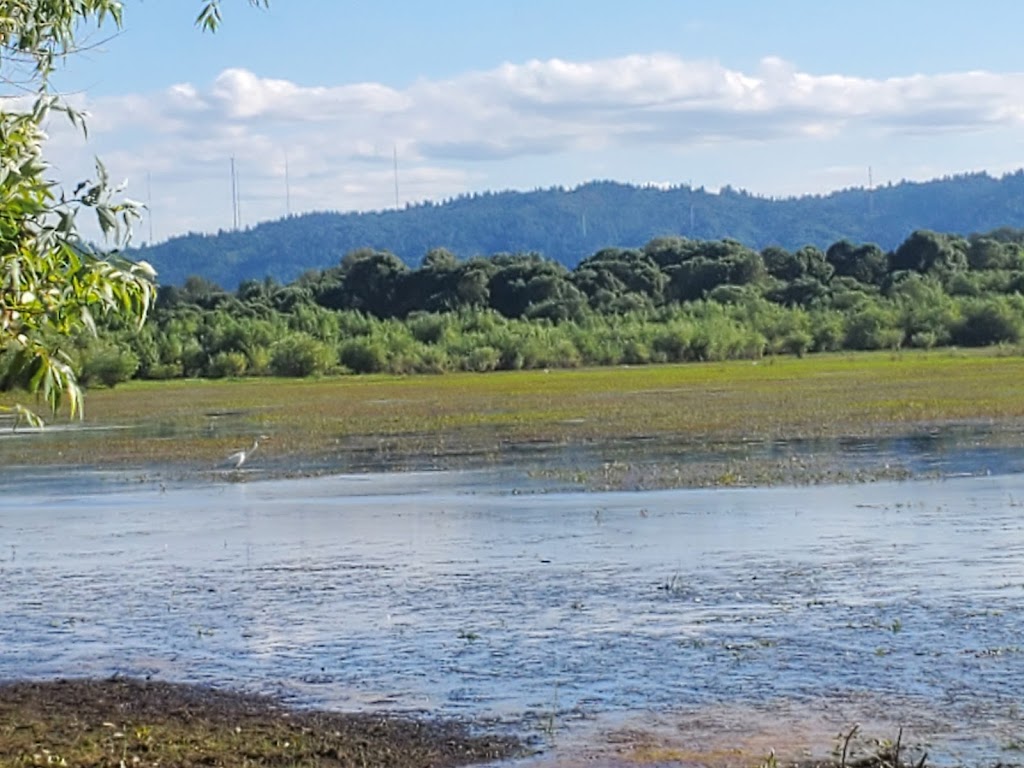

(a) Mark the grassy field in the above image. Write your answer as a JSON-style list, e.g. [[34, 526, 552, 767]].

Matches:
[[3, 348, 1024, 483]]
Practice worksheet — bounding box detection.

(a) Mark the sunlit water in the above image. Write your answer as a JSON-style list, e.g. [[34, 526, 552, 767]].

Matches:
[[3, 466, 1024, 764]]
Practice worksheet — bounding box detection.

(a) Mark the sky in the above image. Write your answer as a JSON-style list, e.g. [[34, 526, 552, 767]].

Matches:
[[20, 0, 1024, 244]]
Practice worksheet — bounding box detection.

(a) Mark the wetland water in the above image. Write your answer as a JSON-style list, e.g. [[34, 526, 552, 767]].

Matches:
[[3, 467, 1024, 764]]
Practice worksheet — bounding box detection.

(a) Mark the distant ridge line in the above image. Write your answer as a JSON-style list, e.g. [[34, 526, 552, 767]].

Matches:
[[133, 169, 1024, 288]]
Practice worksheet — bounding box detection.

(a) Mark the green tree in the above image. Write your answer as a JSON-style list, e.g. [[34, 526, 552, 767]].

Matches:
[[825, 240, 888, 285], [0, 0, 264, 425], [890, 230, 969, 275], [966, 236, 1023, 271], [315, 249, 409, 317], [574, 248, 666, 303], [643, 235, 701, 268], [488, 254, 573, 318]]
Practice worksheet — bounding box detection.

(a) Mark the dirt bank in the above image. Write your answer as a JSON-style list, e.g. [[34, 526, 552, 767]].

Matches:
[[0, 677, 523, 767]]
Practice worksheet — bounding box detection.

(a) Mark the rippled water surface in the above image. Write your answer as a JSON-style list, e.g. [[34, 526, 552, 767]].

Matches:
[[4, 467, 1024, 764]]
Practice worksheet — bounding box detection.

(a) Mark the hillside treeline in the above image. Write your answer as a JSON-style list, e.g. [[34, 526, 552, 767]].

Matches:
[[72, 228, 1024, 384], [132, 171, 1024, 289]]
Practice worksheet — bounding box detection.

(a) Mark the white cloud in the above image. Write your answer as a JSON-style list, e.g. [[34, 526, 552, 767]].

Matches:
[[35, 53, 1024, 241]]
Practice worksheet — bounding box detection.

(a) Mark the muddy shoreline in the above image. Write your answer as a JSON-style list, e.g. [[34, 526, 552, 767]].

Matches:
[[0, 677, 525, 767], [1, 678, 1000, 768]]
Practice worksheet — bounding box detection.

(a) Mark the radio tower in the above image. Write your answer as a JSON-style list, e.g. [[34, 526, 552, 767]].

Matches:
[[146, 171, 154, 244], [230, 156, 240, 230], [284, 152, 291, 217], [393, 145, 400, 209], [868, 165, 874, 216]]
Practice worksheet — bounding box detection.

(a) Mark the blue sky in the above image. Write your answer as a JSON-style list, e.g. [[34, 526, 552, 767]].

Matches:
[[32, 0, 1024, 243]]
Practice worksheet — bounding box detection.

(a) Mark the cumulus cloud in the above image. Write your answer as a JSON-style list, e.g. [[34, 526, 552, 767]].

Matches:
[[38, 53, 1024, 240]]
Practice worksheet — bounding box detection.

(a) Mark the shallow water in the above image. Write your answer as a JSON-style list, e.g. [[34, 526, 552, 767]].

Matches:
[[3, 467, 1024, 764]]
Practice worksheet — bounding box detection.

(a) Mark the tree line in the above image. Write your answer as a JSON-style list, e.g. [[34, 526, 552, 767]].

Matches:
[[54, 227, 1024, 386], [132, 171, 1024, 289]]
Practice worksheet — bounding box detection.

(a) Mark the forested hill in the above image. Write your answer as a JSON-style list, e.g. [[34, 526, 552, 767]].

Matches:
[[133, 170, 1024, 288]]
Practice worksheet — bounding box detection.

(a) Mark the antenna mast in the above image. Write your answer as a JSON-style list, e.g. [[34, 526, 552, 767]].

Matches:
[[236, 163, 242, 229], [230, 156, 239, 230], [688, 179, 695, 235], [146, 171, 154, 244], [285, 152, 291, 217], [393, 144, 400, 209], [868, 165, 874, 216]]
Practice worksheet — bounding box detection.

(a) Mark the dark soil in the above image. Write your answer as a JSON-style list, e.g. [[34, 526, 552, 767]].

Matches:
[[0, 677, 523, 767]]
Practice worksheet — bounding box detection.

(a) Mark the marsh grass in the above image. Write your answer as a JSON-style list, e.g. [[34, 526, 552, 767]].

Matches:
[[2, 349, 1024, 482]]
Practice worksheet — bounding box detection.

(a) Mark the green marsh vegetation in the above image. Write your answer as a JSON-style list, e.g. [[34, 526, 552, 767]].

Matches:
[[4, 348, 1024, 485]]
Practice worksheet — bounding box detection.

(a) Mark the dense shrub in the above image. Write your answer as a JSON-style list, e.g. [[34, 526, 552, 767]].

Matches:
[[806, 310, 844, 352], [651, 326, 693, 363], [79, 343, 140, 388], [844, 306, 903, 350], [952, 298, 1024, 346], [408, 312, 450, 345], [270, 333, 336, 377], [339, 338, 388, 374], [463, 345, 501, 372], [208, 350, 248, 378]]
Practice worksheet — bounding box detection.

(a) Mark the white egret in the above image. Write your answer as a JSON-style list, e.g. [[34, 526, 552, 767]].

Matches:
[[226, 435, 267, 468]]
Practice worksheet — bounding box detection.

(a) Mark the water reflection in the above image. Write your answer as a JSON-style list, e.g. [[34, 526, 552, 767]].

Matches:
[[3, 469, 1024, 763]]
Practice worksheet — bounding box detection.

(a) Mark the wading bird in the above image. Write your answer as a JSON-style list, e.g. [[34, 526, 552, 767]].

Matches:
[[226, 436, 266, 468]]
